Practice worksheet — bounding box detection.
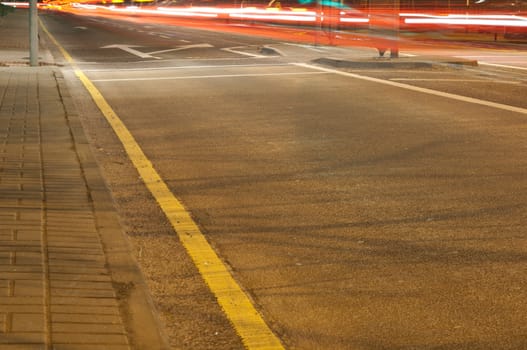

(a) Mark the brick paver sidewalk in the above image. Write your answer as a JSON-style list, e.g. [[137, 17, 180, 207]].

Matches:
[[1, 10, 168, 350], [1, 65, 123, 350]]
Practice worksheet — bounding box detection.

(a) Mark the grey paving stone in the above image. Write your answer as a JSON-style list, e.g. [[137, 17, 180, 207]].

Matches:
[[52, 322, 125, 334], [52, 313, 122, 324], [50, 305, 121, 315], [51, 288, 116, 298], [0, 305, 43, 313], [50, 296, 118, 307], [0, 332, 44, 344], [49, 273, 112, 282], [53, 345, 129, 350], [52, 333, 129, 345], [0, 266, 43, 273], [0, 345, 46, 350], [10, 313, 44, 332], [11, 252, 41, 265], [50, 280, 114, 290], [0, 272, 43, 280], [12, 280, 43, 297], [0, 296, 43, 305], [11, 230, 40, 241]]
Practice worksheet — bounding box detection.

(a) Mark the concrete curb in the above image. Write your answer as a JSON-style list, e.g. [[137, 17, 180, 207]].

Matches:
[[54, 59, 171, 350]]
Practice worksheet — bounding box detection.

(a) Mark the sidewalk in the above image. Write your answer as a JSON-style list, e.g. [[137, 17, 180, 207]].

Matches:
[[0, 9, 168, 350]]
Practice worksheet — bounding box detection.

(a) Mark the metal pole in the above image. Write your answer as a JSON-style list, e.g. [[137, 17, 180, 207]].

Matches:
[[29, 0, 38, 66], [390, 0, 399, 58]]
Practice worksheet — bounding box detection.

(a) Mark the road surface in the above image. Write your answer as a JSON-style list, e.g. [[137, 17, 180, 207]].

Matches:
[[41, 10, 527, 350]]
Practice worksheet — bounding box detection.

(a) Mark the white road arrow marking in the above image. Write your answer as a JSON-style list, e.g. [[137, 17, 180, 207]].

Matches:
[[222, 46, 266, 58], [147, 43, 213, 55], [101, 44, 160, 59], [102, 43, 214, 59]]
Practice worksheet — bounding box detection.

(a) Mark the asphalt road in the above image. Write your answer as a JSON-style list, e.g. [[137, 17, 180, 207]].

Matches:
[[41, 10, 527, 350]]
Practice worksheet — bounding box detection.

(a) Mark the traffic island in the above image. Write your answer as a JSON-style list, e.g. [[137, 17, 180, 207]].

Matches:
[[313, 56, 479, 69]]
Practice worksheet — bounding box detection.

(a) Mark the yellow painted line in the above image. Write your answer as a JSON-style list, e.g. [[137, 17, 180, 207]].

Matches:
[[41, 19, 284, 350]]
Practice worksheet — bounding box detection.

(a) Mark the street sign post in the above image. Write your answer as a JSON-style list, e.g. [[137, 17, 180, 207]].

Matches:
[[369, 0, 400, 58], [29, 0, 38, 66]]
